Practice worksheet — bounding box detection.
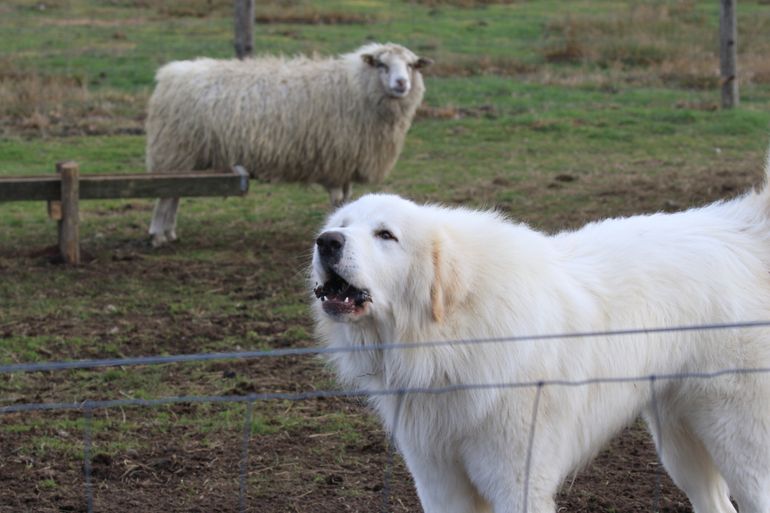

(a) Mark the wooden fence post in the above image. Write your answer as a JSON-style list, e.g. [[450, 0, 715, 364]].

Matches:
[[719, 0, 738, 108], [234, 0, 254, 59], [57, 161, 80, 265]]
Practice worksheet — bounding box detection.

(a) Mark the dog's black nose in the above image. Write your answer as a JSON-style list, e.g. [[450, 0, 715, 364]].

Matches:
[[316, 231, 345, 265]]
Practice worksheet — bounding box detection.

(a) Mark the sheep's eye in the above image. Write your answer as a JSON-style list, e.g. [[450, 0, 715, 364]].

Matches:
[[376, 61, 388, 71], [375, 229, 397, 242]]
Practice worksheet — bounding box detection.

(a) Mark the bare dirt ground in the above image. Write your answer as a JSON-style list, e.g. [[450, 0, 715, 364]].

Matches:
[[0, 164, 760, 513]]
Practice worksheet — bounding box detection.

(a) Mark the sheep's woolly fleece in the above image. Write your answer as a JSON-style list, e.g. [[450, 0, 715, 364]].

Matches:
[[145, 42, 429, 195]]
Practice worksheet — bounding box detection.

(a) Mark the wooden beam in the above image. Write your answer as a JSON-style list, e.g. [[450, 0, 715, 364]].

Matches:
[[3, 175, 60, 202], [0, 167, 249, 202]]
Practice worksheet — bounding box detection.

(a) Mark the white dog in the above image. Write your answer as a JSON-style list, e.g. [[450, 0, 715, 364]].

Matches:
[[310, 164, 770, 513]]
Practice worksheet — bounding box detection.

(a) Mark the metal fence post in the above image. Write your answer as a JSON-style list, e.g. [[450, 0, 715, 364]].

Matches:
[[239, 398, 255, 512], [83, 403, 94, 513]]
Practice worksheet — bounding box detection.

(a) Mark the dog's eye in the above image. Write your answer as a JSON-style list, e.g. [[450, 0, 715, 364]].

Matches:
[[375, 229, 398, 242]]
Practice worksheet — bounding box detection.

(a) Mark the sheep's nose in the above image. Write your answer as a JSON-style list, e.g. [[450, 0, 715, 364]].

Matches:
[[395, 78, 407, 89], [317, 231, 345, 265]]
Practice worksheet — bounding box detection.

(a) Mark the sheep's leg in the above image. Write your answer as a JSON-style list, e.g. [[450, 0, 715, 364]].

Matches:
[[328, 186, 345, 207], [149, 197, 180, 247], [163, 197, 180, 242], [327, 183, 353, 207]]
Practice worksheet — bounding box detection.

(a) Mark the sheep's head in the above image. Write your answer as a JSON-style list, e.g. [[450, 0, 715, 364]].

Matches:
[[360, 44, 432, 99]]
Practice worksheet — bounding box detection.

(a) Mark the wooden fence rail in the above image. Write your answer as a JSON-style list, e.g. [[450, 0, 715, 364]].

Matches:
[[0, 162, 250, 265]]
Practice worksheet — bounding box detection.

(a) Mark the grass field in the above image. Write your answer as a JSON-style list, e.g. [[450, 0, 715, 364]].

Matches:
[[2, 0, 770, 511]]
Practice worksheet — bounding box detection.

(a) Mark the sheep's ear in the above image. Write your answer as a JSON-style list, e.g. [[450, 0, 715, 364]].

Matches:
[[362, 54, 377, 67], [414, 57, 433, 69], [430, 229, 468, 323]]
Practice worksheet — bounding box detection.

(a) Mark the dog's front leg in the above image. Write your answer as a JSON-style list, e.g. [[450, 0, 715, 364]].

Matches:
[[402, 452, 492, 513]]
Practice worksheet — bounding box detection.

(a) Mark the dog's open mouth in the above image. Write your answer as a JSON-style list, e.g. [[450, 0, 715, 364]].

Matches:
[[314, 271, 372, 316]]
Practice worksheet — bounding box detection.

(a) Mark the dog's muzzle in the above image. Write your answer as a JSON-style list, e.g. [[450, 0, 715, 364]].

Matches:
[[314, 231, 372, 317]]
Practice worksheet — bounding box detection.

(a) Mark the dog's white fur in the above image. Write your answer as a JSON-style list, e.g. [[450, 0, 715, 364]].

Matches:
[[311, 162, 770, 513]]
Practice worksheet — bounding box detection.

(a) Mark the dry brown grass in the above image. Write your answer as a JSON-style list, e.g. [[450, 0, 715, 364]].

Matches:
[[248, 0, 375, 24], [0, 60, 146, 138], [416, 104, 498, 120], [541, 2, 770, 89], [407, 0, 521, 7], [40, 17, 147, 27], [254, 8, 372, 25], [155, 0, 231, 18], [108, 0, 373, 23], [428, 54, 536, 77], [101, 0, 232, 18], [543, 4, 704, 66]]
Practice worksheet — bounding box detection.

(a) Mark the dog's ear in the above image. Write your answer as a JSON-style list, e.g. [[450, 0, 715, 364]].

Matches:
[[430, 229, 469, 323]]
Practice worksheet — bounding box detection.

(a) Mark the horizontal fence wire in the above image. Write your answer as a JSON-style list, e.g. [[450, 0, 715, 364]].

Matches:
[[3, 320, 770, 416], [3, 319, 770, 375], [3, 366, 770, 415], [4, 320, 770, 513]]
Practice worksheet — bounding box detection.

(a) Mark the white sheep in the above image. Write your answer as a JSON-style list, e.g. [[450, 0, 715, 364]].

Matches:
[[146, 42, 432, 247]]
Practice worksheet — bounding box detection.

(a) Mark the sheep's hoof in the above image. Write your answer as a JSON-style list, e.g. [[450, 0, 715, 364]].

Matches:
[[149, 233, 167, 248], [328, 187, 347, 207], [149, 230, 178, 248]]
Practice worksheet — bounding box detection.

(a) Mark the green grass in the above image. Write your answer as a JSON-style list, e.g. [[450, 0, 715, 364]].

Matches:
[[0, 136, 145, 174], [3, 0, 770, 417], [2, 1, 770, 509]]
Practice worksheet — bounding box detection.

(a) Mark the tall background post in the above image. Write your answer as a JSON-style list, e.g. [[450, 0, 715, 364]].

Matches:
[[234, 0, 254, 59], [57, 161, 80, 265], [719, 0, 738, 108]]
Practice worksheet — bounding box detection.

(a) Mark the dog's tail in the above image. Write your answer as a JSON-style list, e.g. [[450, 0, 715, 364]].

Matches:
[[761, 142, 770, 185], [758, 144, 770, 201], [750, 143, 770, 217]]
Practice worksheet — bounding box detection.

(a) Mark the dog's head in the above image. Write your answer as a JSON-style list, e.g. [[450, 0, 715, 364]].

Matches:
[[311, 194, 471, 331]]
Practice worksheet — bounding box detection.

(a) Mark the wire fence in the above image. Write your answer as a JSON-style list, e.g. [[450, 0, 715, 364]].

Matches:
[[3, 320, 770, 512]]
